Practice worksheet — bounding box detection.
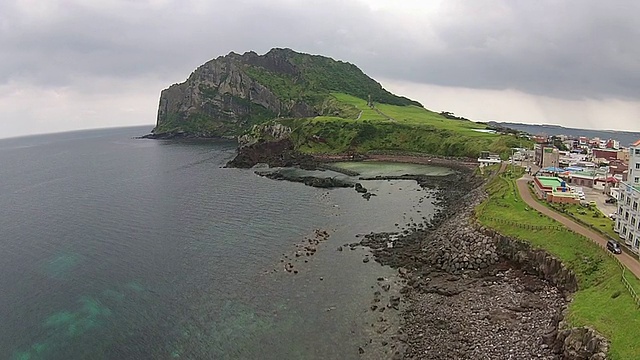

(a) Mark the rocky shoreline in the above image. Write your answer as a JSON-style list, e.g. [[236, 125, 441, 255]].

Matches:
[[356, 166, 609, 359], [224, 140, 609, 359]]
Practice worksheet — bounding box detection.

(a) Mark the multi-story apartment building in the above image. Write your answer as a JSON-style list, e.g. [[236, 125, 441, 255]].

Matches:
[[615, 140, 640, 254]]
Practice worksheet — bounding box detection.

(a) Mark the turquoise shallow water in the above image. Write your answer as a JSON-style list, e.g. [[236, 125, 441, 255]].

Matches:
[[330, 161, 454, 177], [0, 127, 440, 359]]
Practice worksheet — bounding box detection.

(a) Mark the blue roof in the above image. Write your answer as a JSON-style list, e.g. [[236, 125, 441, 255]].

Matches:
[[565, 166, 584, 172], [542, 166, 565, 172]]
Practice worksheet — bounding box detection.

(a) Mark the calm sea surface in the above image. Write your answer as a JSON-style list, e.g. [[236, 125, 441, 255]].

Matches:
[[0, 126, 444, 360]]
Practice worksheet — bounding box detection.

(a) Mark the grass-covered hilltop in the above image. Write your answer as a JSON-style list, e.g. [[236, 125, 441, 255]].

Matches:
[[153, 48, 529, 158]]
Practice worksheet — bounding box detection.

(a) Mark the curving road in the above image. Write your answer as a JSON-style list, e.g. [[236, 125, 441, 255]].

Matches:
[[516, 177, 640, 279]]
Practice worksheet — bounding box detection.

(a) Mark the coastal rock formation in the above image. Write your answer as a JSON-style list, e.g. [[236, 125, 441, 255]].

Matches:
[[152, 48, 420, 138], [225, 138, 317, 169], [480, 228, 579, 294], [357, 168, 609, 359], [237, 122, 292, 147], [554, 325, 609, 360], [258, 171, 353, 189]]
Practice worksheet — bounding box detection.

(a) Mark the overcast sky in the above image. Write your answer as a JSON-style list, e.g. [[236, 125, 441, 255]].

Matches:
[[2, 0, 640, 138]]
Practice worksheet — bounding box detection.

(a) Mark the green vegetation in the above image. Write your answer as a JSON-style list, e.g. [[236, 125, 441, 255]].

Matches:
[[547, 203, 618, 240], [242, 50, 420, 117], [476, 170, 640, 360], [279, 93, 531, 158], [288, 51, 421, 107], [156, 49, 533, 157]]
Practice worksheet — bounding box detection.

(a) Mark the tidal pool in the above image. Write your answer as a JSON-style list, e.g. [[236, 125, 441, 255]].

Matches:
[[328, 161, 453, 177]]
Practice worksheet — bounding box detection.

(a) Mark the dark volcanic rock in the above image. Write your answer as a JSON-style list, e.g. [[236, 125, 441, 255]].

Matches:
[[258, 171, 353, 189], [226, 138, 318, 169], [356, 163, 608, 360]]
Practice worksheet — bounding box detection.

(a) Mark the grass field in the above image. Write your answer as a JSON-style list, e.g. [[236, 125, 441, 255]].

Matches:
[[282, 93, 531, 158], [476, 170, 640, 360], [547, 202, 619, 240], [329, 93, 389, 121]]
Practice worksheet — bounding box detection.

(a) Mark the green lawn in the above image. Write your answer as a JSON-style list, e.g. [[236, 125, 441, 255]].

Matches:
[[329, 93, 389, 121], [281, 93, 532, 158], [375, 103, 493, 137], [546, 202, 619, 240], [477, 171, 640, 360]]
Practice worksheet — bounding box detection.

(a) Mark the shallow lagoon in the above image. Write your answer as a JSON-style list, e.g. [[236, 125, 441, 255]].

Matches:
[[330, 161, 454, 177]]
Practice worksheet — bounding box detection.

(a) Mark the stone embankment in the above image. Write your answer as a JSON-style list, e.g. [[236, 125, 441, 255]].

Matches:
[[361, 177, 609, 359]]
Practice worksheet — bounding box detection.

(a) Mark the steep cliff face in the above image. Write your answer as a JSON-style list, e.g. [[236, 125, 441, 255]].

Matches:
[[152, 48, 421, 137], [155, 51, 287, 137]]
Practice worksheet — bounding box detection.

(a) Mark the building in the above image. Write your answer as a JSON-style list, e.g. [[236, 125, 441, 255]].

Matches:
[[478, 152, 502, 167], [534, 144, 560, 168], [533, 176, 580, 204], [628, 139, 640, 185], [566, 171, 599, 188], [592, 149, 619, 161], [614, 139, 640, 254], [618, 148, 630, 163], [608, 160, 628, 182]]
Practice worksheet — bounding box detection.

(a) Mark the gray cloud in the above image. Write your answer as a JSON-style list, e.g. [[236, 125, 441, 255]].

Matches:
[[4, 0, 639, 100], [2, 0, 640, 138]]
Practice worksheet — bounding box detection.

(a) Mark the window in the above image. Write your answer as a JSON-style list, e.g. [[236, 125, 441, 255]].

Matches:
[[636, 149, 640, 155], [636, 163, 640, 169], [621, 194, 626, 202], [632, 217, 637, 226], [636, 238, 640, 249], [625, 211, 630, 220], [636, 177, 640, 184], [623, 226, 628, 235], [634, 202, 638, 211]]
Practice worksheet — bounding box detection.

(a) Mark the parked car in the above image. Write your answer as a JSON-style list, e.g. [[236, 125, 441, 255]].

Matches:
[[607, 240, 622, 254], [605, 197, 617, 204], [608, 213, 617, 219]]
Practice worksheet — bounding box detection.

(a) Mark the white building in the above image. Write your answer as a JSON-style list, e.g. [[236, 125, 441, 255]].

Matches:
[[629, 139, 640, 185], [615, 139, 640, 254]]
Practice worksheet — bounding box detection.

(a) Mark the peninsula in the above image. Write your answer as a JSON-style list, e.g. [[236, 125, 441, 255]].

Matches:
[[150, 48, 529, 159]]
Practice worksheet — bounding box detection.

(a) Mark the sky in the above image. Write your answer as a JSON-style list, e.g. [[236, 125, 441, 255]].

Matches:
[[2, 0, 640, 138]]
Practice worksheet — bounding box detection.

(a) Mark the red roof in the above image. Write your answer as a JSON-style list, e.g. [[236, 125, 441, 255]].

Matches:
[[633, 139, 640, 147], [606, 177, 620, 183]]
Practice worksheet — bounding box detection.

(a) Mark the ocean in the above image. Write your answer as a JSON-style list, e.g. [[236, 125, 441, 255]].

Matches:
[[0, 126, 446, 359]]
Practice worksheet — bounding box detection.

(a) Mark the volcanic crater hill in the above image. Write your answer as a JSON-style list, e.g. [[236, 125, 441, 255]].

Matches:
[[150, 48, 531, 159], [152, 48, 420, 138]]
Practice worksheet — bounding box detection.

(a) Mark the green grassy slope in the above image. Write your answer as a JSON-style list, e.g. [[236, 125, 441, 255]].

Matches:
[[157, 49, 532, 157], [476, 170, 640, 360], [277, 93, 530, 158]]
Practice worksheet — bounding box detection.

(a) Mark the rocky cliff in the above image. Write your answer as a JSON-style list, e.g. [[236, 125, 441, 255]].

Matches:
[[152, 48, 421, 138]]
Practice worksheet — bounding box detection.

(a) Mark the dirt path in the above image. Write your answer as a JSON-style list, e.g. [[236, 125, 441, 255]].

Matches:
[[516, 177, 640, 279], [373, 107, 395, 122]]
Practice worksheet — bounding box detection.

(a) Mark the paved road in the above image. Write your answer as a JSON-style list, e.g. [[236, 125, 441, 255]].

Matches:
[[516, 177, 640, 280]]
